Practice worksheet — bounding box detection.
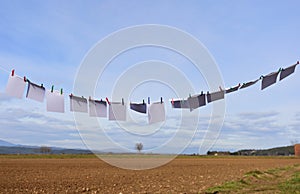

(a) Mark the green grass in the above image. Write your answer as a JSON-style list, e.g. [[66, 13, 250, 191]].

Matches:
[[279, 171, 300, 193], [205, 164, 300, 194]]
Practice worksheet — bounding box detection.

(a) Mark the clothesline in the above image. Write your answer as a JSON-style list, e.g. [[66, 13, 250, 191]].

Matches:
[[2, 61, 299, 124]]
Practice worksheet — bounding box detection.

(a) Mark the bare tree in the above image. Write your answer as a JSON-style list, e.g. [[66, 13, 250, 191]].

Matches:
[[135, 143, 143, 153], [290, 139, 299, 145]]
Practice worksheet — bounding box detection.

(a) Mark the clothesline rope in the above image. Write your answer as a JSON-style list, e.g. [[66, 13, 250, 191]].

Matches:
[[1, 60, 298, 124]]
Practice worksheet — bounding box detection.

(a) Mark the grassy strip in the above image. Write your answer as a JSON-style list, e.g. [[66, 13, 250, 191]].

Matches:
[[279, 170, 300, 193], [205, 164, 300, 194]]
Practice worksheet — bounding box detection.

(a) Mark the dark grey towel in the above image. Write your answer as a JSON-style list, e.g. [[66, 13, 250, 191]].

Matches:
[[172, 99, 190, 109], [130, 103, 147, 114], [280, 64, 298, 81], [207, 91, 225, 103], [261, 71, 279, 90]]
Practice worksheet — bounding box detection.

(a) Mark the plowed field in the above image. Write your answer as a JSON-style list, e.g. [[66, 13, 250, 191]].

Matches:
[[0, 156, 299, 193]]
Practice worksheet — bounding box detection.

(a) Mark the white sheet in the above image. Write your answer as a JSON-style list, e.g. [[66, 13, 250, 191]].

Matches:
[[26, 81, 46, 102], [108, 102, 126, 121], [70, 95, 88, 113], [5, 75, 26, 99], [89, 99, 107, 117], [46, 90, 65, 113], [148, 102, 165, 124]]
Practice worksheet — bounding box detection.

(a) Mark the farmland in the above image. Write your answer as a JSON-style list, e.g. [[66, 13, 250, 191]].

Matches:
[[0, 155, 299, 193]]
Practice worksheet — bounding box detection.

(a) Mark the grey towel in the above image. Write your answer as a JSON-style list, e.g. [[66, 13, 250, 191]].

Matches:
[[187, 93, 206, 111], [130, 102, 147, 114], [261, 71, 279, 90], [207, 91, 225, 103], [280, 64, 298, 81]]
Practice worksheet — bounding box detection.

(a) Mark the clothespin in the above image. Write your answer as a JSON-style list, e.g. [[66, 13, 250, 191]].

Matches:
[[189, 94, 191, 98], [207, 91, 210, 95], [23, 76, 27, 82], [89, 96, 92, 101], [171, 98, 174, 105], [60, 88, 63, 95], [160, 97, 163, 104], [41, 84, 44, 88], [297, 61, 299, 65], [260, 75, 264, 80], [201, 91, 204, 95], [69, 93, 73, 97], [219, 86, 223, 91], [278, 68, 282, 72], [51, 85, 54, 93], [148, 97, 150, 104], [106, 97, 111, 105], [143, 99, 145, 104], [122, 98, 124, 105], [11, 69, 15, 76]]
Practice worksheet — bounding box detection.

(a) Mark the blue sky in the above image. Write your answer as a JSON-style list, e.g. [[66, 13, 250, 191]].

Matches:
[[0, 0, 299, 154]]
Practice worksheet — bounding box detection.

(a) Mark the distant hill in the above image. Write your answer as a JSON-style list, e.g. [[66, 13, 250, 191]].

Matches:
[[0, 139, 93, 155], [0, 146, 93, 155], [232, 145, 295, 156], [0, 139, 15, 147]]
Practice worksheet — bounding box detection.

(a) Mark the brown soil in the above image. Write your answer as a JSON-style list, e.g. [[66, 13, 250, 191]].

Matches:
[[0, 157, 299, 193]]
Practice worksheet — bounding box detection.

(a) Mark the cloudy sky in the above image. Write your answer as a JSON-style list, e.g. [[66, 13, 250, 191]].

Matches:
[[0, 0, 299, 154]]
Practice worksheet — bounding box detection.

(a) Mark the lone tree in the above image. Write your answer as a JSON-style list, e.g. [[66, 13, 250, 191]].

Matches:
[[135, 142, 143, 153]]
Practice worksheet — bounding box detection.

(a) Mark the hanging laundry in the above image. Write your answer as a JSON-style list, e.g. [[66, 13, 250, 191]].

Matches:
[[261, 71, 280, 90], [225, 84, 241, 94], [108, 102, 126, 121], [187, 93, 206, 111], [89, 99, 107, 117], [207, 90, 225, 103], [130, 102, 147, 114], [148, 102, 165, 124], [26, 80, 45, 102], [70, 95, 88, 113], [46, 90, 64, 113], [240, 79, 260, 89], [279, 63, 298, 81], [5, 74, 26, 99], [171, 99, 190, 109]]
